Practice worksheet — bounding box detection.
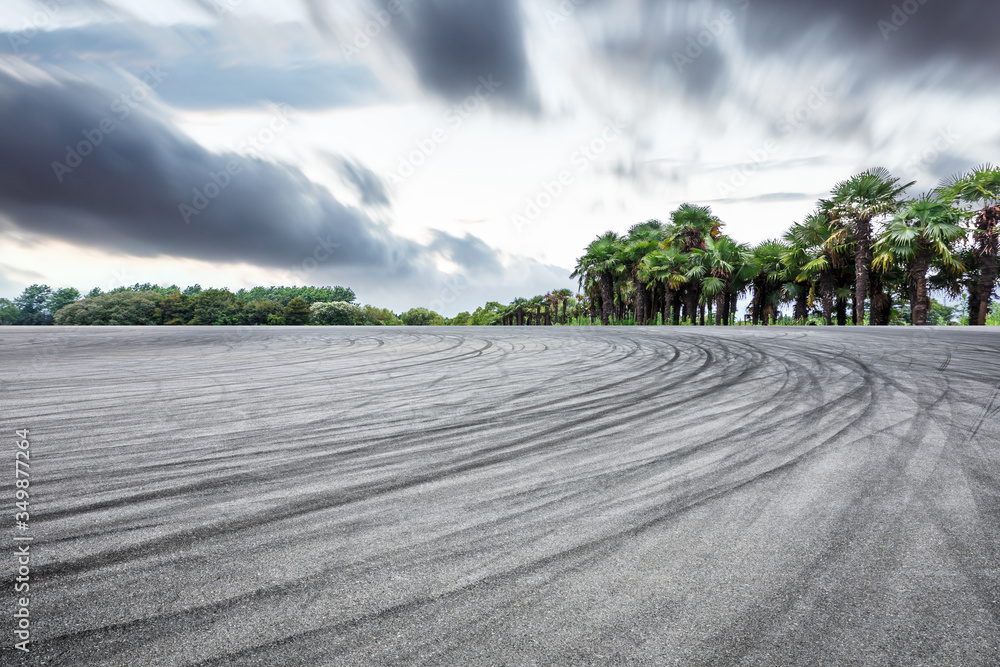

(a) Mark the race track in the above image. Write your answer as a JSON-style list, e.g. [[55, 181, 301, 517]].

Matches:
[[2, 326, 999, 666]]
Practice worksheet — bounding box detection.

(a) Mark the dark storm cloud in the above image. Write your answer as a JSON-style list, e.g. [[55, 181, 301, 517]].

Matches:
[[390, 0, 536, 109], [589, 1, 743, 102], [330, 156, 391, 207], [580, 0, 999, 86], [0, 67, 506, 283], [744, 0, 1000, 71], [2, 23, 381, 109], [575, 0, 997, 142], [424, 231, 503, 273]]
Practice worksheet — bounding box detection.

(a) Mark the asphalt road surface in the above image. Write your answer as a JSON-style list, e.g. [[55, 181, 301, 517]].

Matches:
[[2, 326, 999, 666]]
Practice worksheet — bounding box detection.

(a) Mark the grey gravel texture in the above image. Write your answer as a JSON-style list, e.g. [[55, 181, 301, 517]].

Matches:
[[1, 325, 999, 666]]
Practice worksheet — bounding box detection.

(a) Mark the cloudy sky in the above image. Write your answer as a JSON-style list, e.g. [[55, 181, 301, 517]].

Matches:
[[1, 0, 997, 315]]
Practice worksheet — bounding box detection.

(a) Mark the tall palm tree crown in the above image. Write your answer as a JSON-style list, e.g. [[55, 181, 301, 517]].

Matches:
[[937, 164, 1000, 325], [827, 167, 915, 324], [572, 231, 622, 325], [874, 194, 966, 325]]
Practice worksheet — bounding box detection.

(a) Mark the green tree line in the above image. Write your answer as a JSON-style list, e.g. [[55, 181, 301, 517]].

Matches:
[[0, 282, 491, 327], [0, 284, 354, 326]]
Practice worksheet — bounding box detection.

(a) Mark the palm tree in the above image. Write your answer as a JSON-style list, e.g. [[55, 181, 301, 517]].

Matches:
[[744, 240, 789, 325], [571, 232, 622, 325], [827, 168, 915, 325], [508, 297, 529, 326], [572, 266, 601, 323], [553, 288, 573, 324], [779, 247, 811, 323], [666, 204, 724, 324], [691, 236, 745, 325], [641, 247, 690, 325], [937, 165, 1000, 325], [620, 221, 665, 324], [782, 223, 818, 323], [789, 210, 851, 325], [544, 291, 561, 324], [873, 195, 966, 325]]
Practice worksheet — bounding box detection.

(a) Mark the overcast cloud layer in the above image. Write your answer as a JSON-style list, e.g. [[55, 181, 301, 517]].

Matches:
[[0, 0, 997, 313]]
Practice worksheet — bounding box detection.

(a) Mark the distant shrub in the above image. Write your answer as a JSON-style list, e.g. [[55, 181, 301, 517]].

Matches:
[[235, 286, 355, 306], [284, 297, 311, 325], [400, 308, 446, 326], [188, 289, 243, 326], [242, 299, 284, 325], [360, 305, 402, 326], [54, 291, 164, 325], [988, 302, 1000, 326], [311, 301, 364, 325], [154, 292, 193, 324]]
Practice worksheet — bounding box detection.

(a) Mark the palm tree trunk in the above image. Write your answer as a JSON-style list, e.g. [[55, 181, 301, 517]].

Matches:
[[649, 283, 657, 324], [977, 253, 998, 325], [673, 292, 682, 325], [751, 283, 761, 325], [968, 281, 981, 326], [820, 269, 834, 325], [870, 273, 891, 326], [684, 288, 698, 325], [794, 292, 808, 322], [972, 206, 1000, 325], [645, 284, 652, 324], [600, 273, 613, 325], [634, 279, 645, 325], [911, 249, 932, 326], [854, 216, 873, 325], [663, 285, 671, 325], [906, 276, 918, 323], [653, 283, 662, 324]]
